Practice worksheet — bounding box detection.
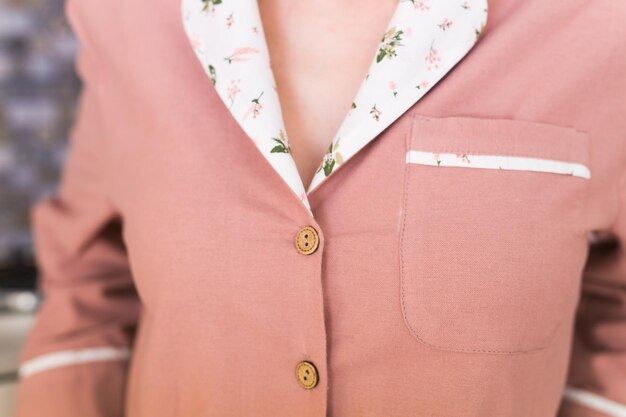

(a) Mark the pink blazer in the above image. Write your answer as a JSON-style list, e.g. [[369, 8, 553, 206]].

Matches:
[[15, 0, 626, 416]]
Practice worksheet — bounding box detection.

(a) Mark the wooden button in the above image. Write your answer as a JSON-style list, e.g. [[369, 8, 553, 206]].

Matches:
[[295, 226, 319, 255], [295, 360, 318, 389]]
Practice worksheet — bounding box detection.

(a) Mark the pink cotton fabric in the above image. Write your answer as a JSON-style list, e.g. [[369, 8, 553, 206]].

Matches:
[[15, 0, 626, 416]]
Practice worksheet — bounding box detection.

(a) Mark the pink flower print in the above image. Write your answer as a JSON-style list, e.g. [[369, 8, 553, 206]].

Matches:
[[415, 80, 429, 90], [461, 1, 470, 9], [389, 80, 398, 97], [411, 0, 430, 11], [190, 33, 202, 51], [438, 18, 453, 31], [370, 104, 382, 121], [224, 46, 260, 64], [433, 152, 442, 166], [226, 13, 234, 29], [226, 79, 240, 109], [243, 91, 264, 120], [425, 43, 441, 71], [456, 153, 471, 163]]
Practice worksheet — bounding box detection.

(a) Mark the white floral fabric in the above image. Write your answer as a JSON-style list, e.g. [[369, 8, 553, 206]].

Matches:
[[181, 0, 488, 215]]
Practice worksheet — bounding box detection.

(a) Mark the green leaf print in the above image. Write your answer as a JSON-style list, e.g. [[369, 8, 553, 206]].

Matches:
[[375, 50, 386, 64], [201, 0, 222, 13], [251, 91, 264, 105], [323, 159, 335, 176], [208, 65, 216, 85], [270, 130, 291, 153], [317, 138, 344, 177], [475, 21, 486, 40], [376, 27, 404, 63]]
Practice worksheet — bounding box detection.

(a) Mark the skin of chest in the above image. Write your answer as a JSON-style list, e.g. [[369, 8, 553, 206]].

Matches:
[[257, 0, 399, 190]]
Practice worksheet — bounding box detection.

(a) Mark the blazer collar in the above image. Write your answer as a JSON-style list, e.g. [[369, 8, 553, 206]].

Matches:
[[181, 0, 488, 217]]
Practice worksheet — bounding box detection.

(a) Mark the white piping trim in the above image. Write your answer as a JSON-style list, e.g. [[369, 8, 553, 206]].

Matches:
[[563, 386, 626, 417], [18, 347, 131, 379], [405, 150, 591, 179]]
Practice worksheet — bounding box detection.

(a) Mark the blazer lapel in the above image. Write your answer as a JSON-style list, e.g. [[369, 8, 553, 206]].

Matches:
[[181, 0, 310, 211], [306, 1, 488, 194], [181, 0, 488, 216]]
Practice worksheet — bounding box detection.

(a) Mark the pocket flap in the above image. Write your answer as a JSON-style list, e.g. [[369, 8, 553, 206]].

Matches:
[[407, 116, 590, 178]]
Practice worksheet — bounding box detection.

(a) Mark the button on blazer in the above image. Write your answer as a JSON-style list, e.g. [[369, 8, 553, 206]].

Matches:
[[14, 0, 626, 416]]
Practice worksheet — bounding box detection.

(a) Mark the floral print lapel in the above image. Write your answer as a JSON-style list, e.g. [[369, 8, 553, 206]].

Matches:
[[181, 0, 488, 216]]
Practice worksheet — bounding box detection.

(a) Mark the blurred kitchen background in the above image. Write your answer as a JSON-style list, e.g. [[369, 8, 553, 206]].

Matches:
[[0, 0, 80, 414]]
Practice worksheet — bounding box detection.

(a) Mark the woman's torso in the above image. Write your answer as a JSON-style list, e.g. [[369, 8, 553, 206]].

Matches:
[[58, 0, 626, 415]]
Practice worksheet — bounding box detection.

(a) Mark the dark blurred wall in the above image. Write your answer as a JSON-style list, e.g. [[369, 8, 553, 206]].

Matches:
[[0, 0, 80, 287]]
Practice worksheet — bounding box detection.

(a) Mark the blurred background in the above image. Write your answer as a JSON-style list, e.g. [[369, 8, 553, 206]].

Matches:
[[0, 0, 80, 414]]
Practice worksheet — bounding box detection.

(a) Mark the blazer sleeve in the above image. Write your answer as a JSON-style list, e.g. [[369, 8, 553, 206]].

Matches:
[[558, 168, 626, 416], [14, 2, 141, 416]]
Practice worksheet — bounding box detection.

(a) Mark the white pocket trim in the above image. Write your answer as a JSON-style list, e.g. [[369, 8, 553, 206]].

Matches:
[[563, 386, 626, 417], [18, 346, 131, 379], [406, 150, 591, 179]]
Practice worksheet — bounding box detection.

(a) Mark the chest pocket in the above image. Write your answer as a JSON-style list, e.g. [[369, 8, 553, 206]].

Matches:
[[399, 115, 591, 354]]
